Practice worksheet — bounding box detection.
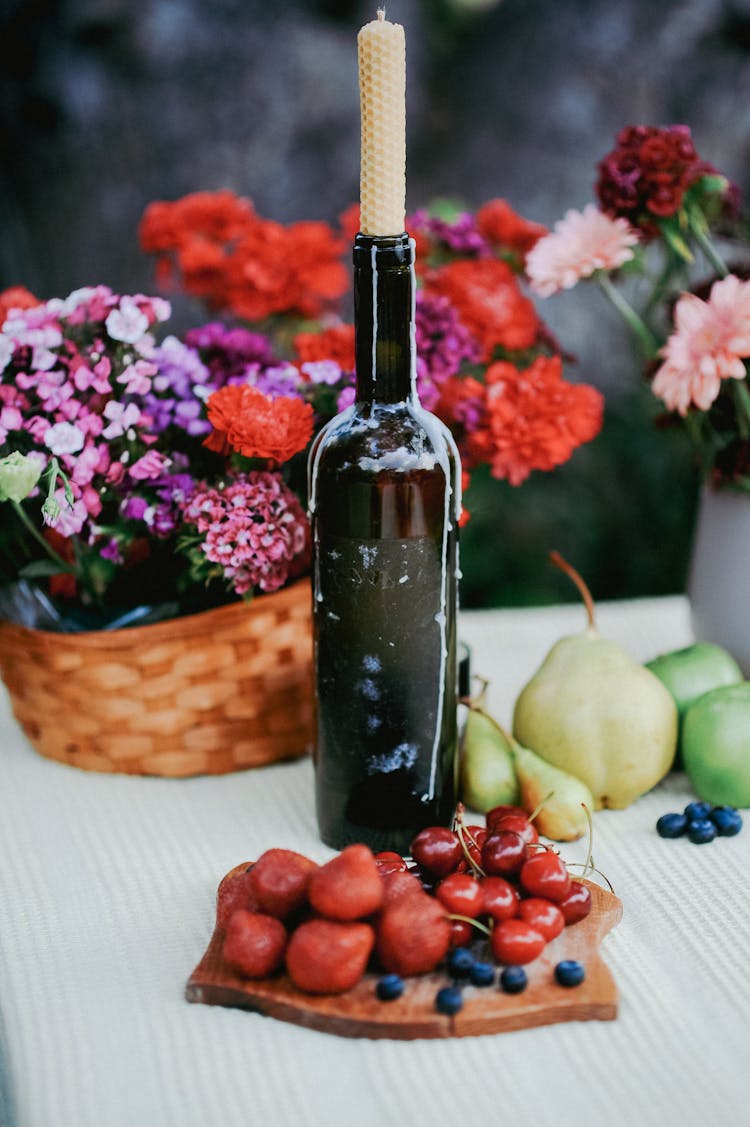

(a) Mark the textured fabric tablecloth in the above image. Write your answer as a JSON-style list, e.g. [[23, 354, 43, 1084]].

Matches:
[[2, 595, 749, 1127]]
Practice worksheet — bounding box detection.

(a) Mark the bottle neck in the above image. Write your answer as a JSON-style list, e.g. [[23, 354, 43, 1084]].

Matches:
[[353, 232, 416, 405]]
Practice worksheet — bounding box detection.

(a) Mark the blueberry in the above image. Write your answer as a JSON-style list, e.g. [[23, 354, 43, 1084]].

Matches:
[[656, 812, 688, 838], [376, 974, 405, 1001], [555, 959, 585, 987], [710, 806, 743, 837], [687, 818, 718, 844], [684, 801, 712, 822], [499, 966, 527, 994], [435, 985, 463, 1015], [468, 961, 495, 987], [447, 947, 474, 979]]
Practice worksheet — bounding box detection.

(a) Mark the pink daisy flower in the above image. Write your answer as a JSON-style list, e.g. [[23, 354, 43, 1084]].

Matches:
[[652, 275, 750, 416], [526, 204, 640, 297]]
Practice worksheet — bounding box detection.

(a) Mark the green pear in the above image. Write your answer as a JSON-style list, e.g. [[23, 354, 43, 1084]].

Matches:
[[512, 740, 594, 841], [460, 700, 520, 814], [682, 682, 750, 807], [512, 552, 678, 810]]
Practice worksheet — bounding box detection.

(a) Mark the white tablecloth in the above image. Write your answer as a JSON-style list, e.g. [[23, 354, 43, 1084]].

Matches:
[[2, 596, 749, 1127]]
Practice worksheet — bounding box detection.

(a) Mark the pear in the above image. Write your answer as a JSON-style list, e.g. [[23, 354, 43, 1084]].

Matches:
[[512, 552, 678, 810], [512, 740, 594, 841], [459, 691, 520, 814]]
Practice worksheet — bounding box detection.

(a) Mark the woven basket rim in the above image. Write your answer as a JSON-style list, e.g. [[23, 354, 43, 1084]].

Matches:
[[0, 577, 311, 651]]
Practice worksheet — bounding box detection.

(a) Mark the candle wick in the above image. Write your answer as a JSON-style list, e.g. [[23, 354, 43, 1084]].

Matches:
[[377, 7, 385, 20]]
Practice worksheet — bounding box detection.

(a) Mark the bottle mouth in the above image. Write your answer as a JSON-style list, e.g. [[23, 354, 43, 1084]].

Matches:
[[353, 232, 412, 268]]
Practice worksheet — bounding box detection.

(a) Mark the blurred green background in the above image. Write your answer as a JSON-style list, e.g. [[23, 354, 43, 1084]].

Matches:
[[3, 0, 747, 606]]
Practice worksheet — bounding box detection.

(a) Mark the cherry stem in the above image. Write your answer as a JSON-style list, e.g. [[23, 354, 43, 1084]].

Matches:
[[527, 790, 555, 823], [447, 913, 492, 937], [549, 550, 597, 631], [581, 803, 594, 878], [454, 806, 486, 878], [566, 861, 614, 894]]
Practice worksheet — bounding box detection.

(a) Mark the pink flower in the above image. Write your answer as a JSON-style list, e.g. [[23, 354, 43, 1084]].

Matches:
[[652, 275, 750, 415], [102, 401, 142, 439], [117, 359, 156, 395], [45, 489, 88, 536], [128, 450, 170, 480], [526, 204, 640, 297], [181, 472, 309, 596], [44, 421, 85, 455], [105, 297, 149, 343]]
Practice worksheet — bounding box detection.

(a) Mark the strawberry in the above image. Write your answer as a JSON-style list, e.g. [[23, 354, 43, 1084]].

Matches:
[[308, 844, 383, 921], [246, 848, 318, 919], [222, 910, 287, 978], [376, 892, 451, 976], [285, 919, 375, 994], [380, 869, 424, 908], [215, 864, 258, 931]]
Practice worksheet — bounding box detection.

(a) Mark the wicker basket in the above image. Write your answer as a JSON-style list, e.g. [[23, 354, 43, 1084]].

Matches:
[[0, 579, 313, 776]]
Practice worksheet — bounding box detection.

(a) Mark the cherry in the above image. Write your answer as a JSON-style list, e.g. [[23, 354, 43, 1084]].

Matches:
[[486, 804, 528, 831], [374, 851, 408, 876], [558, 881, 592, 925], [449, 919, 474, 948], [517, 897, 565, 941], [490, 814, 539, 847], [481, 830, 527, 878], [410, 827, 463, 878], [491, 918, 546, 965], [465, 825, 488, 848], [519, 851, 571, 903], [479, 876, 519, 922], [436, 872, 483, 918]]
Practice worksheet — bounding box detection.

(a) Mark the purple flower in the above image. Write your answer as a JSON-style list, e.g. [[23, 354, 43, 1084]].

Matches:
[[409, 209, 490, 256], [301, 360, 343, 386], [415, 291, 482, 408]]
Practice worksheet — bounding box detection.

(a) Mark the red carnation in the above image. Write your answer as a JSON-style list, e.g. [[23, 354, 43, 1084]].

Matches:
[[294, 324, 356, 370], [484, 356, 603, 485], [427, 258, 538, 360], [205, 385, 314, 464], [596, 124, 714, 234], [476, 199, 548, 257]]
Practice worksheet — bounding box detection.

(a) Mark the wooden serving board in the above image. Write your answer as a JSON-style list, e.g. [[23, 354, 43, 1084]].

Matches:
[[186, 865, 623, 1039]]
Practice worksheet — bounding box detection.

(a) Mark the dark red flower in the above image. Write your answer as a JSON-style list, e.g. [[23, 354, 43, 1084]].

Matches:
[[596, 124, 714, 234]]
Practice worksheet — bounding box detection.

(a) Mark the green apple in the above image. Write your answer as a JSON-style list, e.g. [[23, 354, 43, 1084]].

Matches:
[[682, 682, 750, 807], [646, 643, 743, 764]]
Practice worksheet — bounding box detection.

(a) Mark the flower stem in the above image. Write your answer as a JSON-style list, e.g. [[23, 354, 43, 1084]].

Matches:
[[10, 501, 72, 572], [732, 378, 750, 441], [596, 272, 659, 359], [688, 220, 729, 279]]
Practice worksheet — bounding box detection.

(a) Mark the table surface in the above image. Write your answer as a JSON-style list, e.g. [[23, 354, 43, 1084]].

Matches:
[[2, 595, 749, 1127]]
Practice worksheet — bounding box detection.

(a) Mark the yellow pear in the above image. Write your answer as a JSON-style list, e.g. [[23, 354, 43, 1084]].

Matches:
[[511, 739, 594, 841], [512, 553, 677, 810]]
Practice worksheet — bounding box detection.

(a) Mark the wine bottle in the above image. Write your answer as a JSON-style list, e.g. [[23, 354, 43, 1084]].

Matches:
[[308, 231, 461, 852]]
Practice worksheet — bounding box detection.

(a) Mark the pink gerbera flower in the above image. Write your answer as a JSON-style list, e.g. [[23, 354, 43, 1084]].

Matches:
[[526, 204, 639, 297], [652, 275, 750, 416]]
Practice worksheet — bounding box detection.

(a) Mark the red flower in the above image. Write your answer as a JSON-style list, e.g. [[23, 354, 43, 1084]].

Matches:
[[339, 203, 361, 243], [205, 385, 314, 463], [596, 124, 713, 233], [0, 286, 39, 326], [140, 191, 348, 321], [294, 324, 356, 370], [483, 356, 603, 485], [476, 199, 548, 256], [428, 258, 538, 360]]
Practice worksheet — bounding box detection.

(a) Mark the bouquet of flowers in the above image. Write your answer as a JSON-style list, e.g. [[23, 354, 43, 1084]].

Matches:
[[524, 124, 749, 490], [0, 190, 604, 630]]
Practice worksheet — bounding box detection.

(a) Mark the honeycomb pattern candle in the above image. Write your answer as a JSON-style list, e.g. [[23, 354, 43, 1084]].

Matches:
[[358, 9, 406, 236]]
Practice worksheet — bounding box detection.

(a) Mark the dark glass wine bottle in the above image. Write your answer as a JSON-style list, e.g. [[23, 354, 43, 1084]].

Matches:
[[308, 232, 460, 852]]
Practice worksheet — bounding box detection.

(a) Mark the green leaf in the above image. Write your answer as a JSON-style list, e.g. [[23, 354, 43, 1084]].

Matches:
[[18, 559, 69, 578], [659, 221, 694, 263]]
